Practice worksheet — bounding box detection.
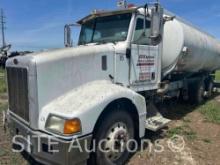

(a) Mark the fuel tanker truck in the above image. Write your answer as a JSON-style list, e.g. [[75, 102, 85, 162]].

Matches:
[[5, 2, 220, 165]]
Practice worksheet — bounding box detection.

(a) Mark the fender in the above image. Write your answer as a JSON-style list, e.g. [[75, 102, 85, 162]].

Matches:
[[39, 80, 147, 138]]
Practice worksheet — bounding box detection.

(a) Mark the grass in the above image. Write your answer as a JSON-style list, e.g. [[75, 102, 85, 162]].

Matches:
[[198, 100, 220, 124], [215, 70, 220, 81], [0, 149, 7, 157], [182, 117, 191, 123], [0, 102, 8, 112], [0, 69, 7, 112], [0, 68, 8, 112], [202, 138, 212, 144], [167, 125, 197, 140], [0, 68, 7, 93]]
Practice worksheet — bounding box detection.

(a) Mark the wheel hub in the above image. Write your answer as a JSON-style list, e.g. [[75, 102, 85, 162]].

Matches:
[[104, 122, 129, 162]]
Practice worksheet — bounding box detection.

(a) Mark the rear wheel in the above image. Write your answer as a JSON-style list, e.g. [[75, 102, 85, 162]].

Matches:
[[188, 80, 205, 104], [179, 88, 189, 102], [90, 110, 135, 165], [205, 80, 214, 98]]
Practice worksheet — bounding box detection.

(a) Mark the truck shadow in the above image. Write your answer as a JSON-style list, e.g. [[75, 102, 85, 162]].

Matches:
[[127, 91, 220, 162], [160, 91, 220, 121], [20, 151, 43, 165]]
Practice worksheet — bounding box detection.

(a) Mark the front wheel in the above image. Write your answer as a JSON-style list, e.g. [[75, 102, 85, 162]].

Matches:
[[90, 110, 135, 165]]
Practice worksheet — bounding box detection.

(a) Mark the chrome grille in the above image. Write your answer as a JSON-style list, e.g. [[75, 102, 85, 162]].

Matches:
[[7, 67, 29, 122]]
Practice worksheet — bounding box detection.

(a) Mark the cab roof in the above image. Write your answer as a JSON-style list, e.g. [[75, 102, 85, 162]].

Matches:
[[77, 7, 137, 24]]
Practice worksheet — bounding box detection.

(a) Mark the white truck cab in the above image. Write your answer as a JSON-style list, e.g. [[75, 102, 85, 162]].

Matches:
[[5, 2, 220, 165]]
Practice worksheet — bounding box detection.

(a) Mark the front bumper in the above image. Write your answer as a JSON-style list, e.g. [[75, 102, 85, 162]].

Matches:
[[7, 114, 92, 165]]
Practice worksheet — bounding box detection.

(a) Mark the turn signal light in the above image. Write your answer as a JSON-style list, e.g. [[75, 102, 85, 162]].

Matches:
[[64, 119, 81, 135]]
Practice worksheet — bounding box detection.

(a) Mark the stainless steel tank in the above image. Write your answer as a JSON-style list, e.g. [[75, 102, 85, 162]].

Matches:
[[162, 11, 220, 77]]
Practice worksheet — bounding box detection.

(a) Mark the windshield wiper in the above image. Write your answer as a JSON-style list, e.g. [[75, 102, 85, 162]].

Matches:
[[94, 39, 117, 45]]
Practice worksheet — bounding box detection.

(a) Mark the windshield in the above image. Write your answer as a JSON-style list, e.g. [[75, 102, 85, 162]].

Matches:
[[78, 13, 132, 45]]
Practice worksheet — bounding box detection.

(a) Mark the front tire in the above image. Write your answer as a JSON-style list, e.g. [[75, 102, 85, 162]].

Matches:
[[90, 109, 135, 165]]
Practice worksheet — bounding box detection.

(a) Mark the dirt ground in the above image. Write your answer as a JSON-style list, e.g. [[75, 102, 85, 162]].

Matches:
[[0, 94, 220, 165], [128, 95, 220, 165]]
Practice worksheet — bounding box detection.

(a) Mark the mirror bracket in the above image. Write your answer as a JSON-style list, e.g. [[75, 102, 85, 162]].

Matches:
[[163, 15, 176, 24], [149, 34, 162, 46]]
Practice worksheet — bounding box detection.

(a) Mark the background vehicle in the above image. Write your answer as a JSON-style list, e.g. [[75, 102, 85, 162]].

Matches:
[[5, 1, 220, 165]]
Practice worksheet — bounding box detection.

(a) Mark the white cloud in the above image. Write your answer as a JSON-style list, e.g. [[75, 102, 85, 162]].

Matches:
[[25, 22, 64, 34]]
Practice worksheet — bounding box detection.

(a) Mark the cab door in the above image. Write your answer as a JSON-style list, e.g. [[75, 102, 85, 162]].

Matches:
[[130, 16, 161, 91]]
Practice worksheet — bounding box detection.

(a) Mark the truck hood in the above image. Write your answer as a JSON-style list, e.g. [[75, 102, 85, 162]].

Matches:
[[7, 43, 115, 113]]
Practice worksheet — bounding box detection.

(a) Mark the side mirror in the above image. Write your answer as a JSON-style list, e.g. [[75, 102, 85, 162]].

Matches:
[[64, 24, 72, 47], [150, 3, 163, 45], [64, 23, 80, 47]]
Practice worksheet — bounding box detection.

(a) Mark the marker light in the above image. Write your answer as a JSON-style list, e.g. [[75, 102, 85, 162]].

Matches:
[[127, 4, 136, 8], [64, 119, 81, 135]]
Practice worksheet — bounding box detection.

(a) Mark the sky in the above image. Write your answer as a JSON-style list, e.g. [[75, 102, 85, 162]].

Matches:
[[0, 0, 220, 51]]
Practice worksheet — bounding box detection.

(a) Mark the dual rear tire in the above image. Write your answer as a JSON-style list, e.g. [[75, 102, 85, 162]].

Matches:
[[188, 78, 214, 105], [188, 80, 205, 104], [205, 80, 214, 98]]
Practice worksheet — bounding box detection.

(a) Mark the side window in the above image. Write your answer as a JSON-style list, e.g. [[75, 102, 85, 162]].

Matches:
[[84, 29, 93, 42], [133, 18, 151, 45]]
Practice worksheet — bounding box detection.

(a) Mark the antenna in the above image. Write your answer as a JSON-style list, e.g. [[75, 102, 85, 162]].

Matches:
[[0, 9, 6, 47]]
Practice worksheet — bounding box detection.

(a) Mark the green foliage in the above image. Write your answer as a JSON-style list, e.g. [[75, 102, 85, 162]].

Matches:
[[0, 102, 8, 112], [167, 125, 197, 140], [215, 70, 220, 81], [202, 138, 212, 143], [0, 69, 7, 93], [199, 101, 220, 124]]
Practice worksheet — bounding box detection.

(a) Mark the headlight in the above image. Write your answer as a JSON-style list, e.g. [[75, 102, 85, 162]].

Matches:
[[45, 115, 81, 135]]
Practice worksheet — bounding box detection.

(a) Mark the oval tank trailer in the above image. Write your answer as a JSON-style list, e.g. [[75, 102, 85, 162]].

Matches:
[[162, 11, 220, 77]]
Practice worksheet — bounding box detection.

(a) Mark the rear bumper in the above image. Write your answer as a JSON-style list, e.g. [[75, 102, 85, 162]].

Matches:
[[7, 114, 92, 165]]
